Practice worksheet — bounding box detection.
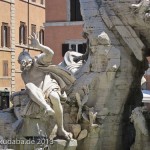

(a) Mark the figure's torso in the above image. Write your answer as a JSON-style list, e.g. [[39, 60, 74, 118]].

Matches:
[[22, 63, 46, 88]]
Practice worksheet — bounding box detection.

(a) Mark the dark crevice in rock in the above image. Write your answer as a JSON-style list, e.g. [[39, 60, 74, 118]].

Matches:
[[122, 55, 148, 150]]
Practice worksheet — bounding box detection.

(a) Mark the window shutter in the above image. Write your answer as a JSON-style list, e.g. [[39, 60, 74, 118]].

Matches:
[[62, 44, 69, 57], [3, 60, 8, 76], [78, 44, 86, 54], [31, 24, 36, 35], [7, 26, 10, 48], [31, 25, 33, 35], [78, 44, 83, 54], [24, 25, 27, 44], [42, 30, 44, 45], [71, 44, 76, 51], [19, 25, 21, 44], [39, 29, 44, 45], [1, 25, 4, 47], [40, 0, 44, 4], [76, 0, 82, 21], [70, 0, 76, 21], [39, 31, 41, 44]]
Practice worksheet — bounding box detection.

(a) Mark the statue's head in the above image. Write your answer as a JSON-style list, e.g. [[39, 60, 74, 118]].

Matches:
[[18, 49, 33, 71]]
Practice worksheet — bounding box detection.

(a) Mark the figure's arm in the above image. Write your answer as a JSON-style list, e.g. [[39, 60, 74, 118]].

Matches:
[[29, 33, 54, 63]]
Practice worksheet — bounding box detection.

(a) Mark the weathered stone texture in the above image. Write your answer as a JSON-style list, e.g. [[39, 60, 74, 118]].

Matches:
[[75, 0, 148, 149]]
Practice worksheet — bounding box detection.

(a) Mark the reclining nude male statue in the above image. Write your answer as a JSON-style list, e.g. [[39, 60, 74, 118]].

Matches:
[[13, 33, 75, 140]]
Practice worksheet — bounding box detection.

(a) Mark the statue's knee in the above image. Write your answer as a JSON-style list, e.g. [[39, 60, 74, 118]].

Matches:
[[50, 92, 60, 104]]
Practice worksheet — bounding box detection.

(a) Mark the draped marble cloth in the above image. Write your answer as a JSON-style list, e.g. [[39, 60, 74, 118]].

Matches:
[[59, 51, 83, 74], [22, 60, 76, 117]]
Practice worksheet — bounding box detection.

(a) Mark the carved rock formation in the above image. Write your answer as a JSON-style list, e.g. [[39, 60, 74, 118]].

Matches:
[[67, 0, 149, 149]]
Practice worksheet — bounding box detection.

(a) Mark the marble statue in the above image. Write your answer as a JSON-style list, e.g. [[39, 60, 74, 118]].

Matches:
[[59, 51, 83, 74], [131, 0, 150, 21], [1, 0, 150, 150], [17, 33, 75, 140]]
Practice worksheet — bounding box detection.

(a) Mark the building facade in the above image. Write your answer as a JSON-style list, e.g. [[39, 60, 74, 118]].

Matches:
[[44, 0, 85, 64], [44, 0, 150, 91], [0, 0, 45, 98]]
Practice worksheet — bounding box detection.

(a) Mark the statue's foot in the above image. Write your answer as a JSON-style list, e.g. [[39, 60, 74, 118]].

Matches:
[[57, 129, 73, 141], [45, 106, 55, 116]]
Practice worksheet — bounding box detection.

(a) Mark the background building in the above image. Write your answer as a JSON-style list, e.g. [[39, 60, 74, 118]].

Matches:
[[0, 0, 45, 109], [44, 0, 150, 90], [44, 0, 86, 64]]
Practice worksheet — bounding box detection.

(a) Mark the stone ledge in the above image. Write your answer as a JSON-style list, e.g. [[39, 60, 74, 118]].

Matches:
[[1, 0, 14, 4], [0, 48, 11, 52], [15, 70, 22, 73], [15, 44, 41, 51], [21, 0, 45, 9], [0, 77, 11, 79], [44, 21, 84, 27]]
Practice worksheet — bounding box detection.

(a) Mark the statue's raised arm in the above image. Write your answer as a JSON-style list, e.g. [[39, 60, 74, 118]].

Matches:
[[29, 33, 54, 64]]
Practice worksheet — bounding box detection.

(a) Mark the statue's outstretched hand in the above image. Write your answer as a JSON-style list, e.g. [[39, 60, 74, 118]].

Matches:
[[28, 32, 40, 48]]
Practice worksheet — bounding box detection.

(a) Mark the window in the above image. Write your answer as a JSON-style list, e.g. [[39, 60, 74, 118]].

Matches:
[[40, 0, 44, 5], [3, 26, 7, 47], [32, 0, 36, 2], [31, 24, 36, 35], [0, 91, 9, 110], [3, 60, 8, 76], [19, 22, 27, 45], [1, 23, 10, 48], [39, 29, 44, 45], [62, 41, 86, 56], [70, 0, 82, 21]]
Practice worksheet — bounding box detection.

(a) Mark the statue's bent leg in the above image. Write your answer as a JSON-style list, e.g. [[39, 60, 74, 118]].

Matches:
[[49, 91, 72, 140], [26, 83, 54, 115]]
